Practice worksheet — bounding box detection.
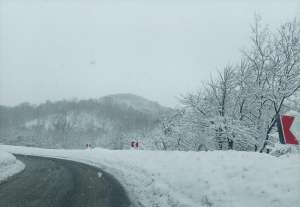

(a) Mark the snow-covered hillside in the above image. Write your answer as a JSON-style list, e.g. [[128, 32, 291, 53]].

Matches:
[[24, 112, 114, 131], [0, 151, 25, 183], [0, 145, 299, 207], [23, 93, 171, 132], [0, 94, 172, 148]]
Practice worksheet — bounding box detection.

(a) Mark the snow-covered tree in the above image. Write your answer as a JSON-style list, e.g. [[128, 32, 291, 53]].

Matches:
[[173, 17, 300, 152]]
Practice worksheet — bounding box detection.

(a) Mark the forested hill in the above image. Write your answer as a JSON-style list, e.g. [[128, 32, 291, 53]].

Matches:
[[0, 94, 173, 149]]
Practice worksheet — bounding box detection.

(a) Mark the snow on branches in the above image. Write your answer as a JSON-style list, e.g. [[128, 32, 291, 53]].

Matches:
[[164, 17, 300, 152]]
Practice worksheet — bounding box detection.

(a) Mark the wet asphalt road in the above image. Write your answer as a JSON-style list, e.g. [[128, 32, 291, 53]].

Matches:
[[0, 155, 131, 207]]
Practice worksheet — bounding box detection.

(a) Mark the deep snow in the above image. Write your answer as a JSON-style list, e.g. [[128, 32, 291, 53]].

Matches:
[[0, 150, 25, 183], [0, 145, 299, 207]]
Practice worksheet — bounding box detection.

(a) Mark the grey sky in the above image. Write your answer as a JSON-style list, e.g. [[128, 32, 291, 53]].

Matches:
[[0, 0, 299, 107]]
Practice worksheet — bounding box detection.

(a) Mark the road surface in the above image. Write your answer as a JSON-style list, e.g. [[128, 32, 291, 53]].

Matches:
[[0, 155, 131, 207]]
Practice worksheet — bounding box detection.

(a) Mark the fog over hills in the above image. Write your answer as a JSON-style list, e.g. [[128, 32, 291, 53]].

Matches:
[[98, 93, 171, 116], [0, 94, 173, 149]]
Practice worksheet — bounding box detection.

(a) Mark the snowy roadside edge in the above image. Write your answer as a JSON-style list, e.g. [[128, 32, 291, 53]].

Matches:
[[0, 147, 184, 207], [0, 152, 25, 183], [1, 145, 299, 207], [0, 147, 140, 207]]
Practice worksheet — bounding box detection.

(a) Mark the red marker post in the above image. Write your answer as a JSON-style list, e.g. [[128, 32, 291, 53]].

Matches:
[[277, 115, 299, 145], [131, 141, 139, 149]]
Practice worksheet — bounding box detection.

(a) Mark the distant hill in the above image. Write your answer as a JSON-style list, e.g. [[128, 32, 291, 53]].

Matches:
[[0, 94, 173, 149], [98, 93, 170, 116]]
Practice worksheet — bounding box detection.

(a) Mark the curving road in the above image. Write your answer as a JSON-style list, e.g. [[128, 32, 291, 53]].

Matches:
[[0, 155, 131, 207]]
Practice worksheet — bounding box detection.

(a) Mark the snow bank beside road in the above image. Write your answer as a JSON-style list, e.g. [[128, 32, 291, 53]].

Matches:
[[0, 151, 25, 182], [0, 145, 299, 207]]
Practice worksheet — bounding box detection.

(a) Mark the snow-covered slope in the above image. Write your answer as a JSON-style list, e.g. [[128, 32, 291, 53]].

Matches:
[[0, 145, 299, 207], [24, 112, 114, 131], [0, 94, 172, 148], [0, 151, 25, 183]]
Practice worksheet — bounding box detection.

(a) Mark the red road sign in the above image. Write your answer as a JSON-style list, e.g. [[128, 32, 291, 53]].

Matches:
[[277, 115, 299, 145], [131, 141, 139, 149]]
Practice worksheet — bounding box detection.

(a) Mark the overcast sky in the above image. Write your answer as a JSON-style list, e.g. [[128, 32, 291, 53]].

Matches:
[[0, 0, 299, 107]]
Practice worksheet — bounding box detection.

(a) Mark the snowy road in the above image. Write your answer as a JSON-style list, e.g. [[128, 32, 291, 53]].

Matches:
[[0, 155, 130, 207]]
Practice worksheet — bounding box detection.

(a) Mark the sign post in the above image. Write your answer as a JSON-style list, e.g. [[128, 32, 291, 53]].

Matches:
[[277, 114, 299, 145]]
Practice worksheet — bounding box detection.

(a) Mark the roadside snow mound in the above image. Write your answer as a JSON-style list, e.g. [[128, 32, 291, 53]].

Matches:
[[0, 145, 299, 207], [0, 151, 25, 183]]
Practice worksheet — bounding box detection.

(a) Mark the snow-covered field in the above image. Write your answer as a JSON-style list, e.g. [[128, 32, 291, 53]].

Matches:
[[0, 145, 299, 207], [0, 150, 25, 183]]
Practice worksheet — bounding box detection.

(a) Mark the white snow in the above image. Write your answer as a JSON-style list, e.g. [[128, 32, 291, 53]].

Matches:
[[0, 145, 299, 207], [0, 150, 25, 183], [97, 172, 103, 178], [289, 112, 300, 142], [24, 112, 115, 131]]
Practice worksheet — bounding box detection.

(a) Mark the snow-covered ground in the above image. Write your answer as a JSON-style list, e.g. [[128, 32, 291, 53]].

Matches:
[[0, 145, 299, 207], [0, 150, 25, 183]]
